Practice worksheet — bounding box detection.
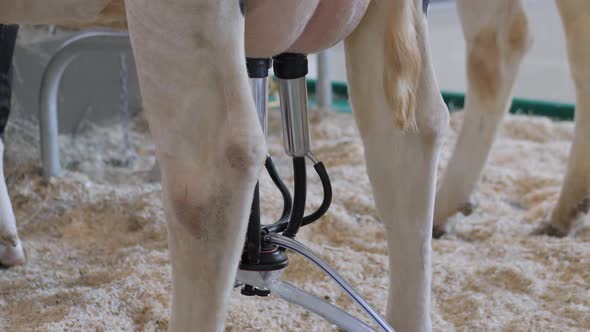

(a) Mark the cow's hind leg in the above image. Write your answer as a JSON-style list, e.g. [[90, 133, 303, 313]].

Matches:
[[0, 24, 24, 267], [433, 0, 532, 236], [540, 0, 590, 236], [345, 1, 448, 330], [125, 1, 266, 331]]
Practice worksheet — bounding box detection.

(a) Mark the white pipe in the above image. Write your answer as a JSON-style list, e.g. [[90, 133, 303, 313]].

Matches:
[[316, 50, 333, 109], [38, 31, 130, 180]]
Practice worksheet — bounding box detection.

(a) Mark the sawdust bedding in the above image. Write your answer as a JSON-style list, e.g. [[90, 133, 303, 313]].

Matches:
[[0, 109, 588, 331]]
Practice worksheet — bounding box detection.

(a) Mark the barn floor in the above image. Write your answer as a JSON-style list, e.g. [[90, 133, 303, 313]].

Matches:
[[0, 109, 588, 331]]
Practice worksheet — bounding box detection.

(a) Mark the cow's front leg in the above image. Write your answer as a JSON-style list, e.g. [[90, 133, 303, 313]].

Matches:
[[125, 1, 266, 331], [345, 0, 448, 331]]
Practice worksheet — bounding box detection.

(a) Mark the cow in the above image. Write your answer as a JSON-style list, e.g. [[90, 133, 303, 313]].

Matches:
[[0, 24, 19, 267], [433, 0, 590, 238], [0, 0, 586, 332]]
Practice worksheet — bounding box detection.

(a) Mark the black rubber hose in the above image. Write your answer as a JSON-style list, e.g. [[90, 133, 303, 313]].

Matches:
[[264, 159, 332, 234], [263, 156, 292, 234], [282, 157, 307, 238], [302, 161, 332, 226], [242, 184, 261, 264]]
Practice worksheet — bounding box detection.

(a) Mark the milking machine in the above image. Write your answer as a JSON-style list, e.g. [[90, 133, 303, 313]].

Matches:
[[34, 30, 394, 331], [235, 54, 395, 332]]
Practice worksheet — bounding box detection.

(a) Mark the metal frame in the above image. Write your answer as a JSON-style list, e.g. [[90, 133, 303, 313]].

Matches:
[[38, 31, 130, 180], [316, 50, 333, 108]]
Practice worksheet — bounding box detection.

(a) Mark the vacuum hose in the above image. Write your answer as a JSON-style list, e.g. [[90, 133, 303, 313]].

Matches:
[[282, 157, 307, 238]]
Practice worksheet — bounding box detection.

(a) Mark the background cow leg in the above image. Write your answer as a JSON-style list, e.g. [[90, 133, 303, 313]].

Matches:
[[543, 0, 590, 236], [0, 139, 24, 267], [125, 1, 266, 331], [345, 1, 448, 331], [0, 24, 24, 267], [433, 0, 532, 235]]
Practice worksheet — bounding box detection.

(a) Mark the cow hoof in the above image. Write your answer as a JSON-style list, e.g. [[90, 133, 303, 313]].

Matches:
[[432, 225, 447, 239], [459, 201, 476, 216], [578, 197, 590, 215], [0, 241, 26, 268], [532, 223, 568, 238]]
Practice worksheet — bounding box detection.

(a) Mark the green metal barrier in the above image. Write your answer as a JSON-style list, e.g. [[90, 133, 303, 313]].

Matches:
[[306, 79, 576, 121]]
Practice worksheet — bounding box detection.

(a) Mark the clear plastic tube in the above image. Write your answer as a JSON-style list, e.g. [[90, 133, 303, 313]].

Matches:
[[267, 234, 395, 332], [271, 281, 375, 332]]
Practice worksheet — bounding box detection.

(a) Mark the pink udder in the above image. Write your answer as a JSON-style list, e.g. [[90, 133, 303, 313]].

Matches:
[[245, 0, 369, 58]]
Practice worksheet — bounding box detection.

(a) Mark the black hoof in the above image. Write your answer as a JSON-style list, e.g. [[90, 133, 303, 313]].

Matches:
[[532, 223, 568, 238], [432, 225, 447, 239], [459, 201, 476, 216], [578, 197, 590, 215]]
